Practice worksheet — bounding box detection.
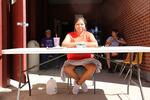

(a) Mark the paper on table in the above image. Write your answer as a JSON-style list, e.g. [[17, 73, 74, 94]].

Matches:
[[51, 47, 66, 49]]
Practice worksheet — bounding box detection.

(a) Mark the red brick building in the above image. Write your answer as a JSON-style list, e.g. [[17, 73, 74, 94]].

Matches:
[[0, 0, 150, 87]]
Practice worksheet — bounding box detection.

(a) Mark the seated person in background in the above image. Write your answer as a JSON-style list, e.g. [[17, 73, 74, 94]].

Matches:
[[105, 29, 127, 72], [61, 16, 102, 94], [41, 29, 54, 47], [40, 29, 54, 69]]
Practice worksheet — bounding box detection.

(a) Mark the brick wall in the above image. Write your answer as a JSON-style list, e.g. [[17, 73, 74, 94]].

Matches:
[[117, 0, 150, 71]]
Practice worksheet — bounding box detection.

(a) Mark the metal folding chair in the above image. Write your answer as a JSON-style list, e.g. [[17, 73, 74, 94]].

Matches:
[[121, 53, 143, 80], [112, 53, 132, 74], [97, 53, 130, 73]]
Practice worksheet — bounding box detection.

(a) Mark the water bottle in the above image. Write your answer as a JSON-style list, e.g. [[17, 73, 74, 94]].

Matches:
[[46, 78, 57, 95]]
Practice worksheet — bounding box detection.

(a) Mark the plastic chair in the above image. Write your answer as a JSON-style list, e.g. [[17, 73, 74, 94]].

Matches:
[[120, 53, 143, 80], [96, 53, 130, 73], [112, 53, 131, 72], [67, 66, 96, 94], [99, 53, 131, 73], [113, 53, 132, 74]]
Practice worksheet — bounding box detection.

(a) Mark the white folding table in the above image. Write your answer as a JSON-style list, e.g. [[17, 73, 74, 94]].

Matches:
[[2, 46, 150, 100]]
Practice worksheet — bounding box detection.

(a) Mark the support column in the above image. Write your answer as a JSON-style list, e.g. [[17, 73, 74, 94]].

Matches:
[[0, 0, 10, 87], [0, 0, 3, 87]]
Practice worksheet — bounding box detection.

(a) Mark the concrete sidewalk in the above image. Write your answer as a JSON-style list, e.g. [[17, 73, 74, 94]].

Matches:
[[0, 68, 150, 100]]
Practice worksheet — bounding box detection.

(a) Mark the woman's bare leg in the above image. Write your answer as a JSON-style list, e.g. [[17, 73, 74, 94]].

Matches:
[[105, 53, 111, 69], [77, 64, 96, 85], [64, 65, 80, 82], [106, 53, 118, 69], [112, 53, 118, 57]]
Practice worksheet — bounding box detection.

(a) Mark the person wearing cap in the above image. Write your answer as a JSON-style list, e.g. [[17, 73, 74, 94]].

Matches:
[[41, 29, 54, 47], [40, 29, 54, 69]]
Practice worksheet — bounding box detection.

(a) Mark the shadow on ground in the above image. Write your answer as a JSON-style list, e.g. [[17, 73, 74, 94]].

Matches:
[[0, 83, 107, 100]]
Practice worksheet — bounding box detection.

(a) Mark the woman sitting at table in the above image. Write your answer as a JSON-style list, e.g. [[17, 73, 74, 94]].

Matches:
[[105, 29, 127, 73], [40, 29, 54, 69], [61, 16, 102, 94]]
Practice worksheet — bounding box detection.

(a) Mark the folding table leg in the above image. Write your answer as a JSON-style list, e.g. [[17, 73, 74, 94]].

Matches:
[[137, 67, 145, 100], [16, 54, 32, 100], [137, 53, 145, 100], [26, 71, 31, 96], [127, 53, 133, 94], [127, 53, 145, 100], [16, 54, 22, 100], [127, 63, 132, 94], [17, 87, 21, 100]]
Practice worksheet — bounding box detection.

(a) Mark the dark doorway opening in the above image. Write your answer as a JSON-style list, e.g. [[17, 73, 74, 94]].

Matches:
[[26, 0, 104, 46]]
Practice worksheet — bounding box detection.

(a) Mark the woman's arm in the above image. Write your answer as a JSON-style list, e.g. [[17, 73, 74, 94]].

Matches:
[[105, 37, 113, 46], [85, 33, 98, 47], [61, 34, 76, 48], [62, 32, 98, 48], [116, 38, 127, 45]]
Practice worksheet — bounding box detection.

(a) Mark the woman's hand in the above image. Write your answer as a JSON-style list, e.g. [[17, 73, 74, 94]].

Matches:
[[116, 38, 127, 45]]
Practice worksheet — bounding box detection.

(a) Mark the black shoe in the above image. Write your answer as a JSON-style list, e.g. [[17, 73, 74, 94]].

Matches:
[[116, 68, 120, 72], [108, 68, 115, 73]]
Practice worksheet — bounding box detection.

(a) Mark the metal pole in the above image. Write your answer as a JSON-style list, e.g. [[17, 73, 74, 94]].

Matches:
[[17, 55, 22, 100], [137, 53, 145, 100], [127, 53, 133, 94]]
